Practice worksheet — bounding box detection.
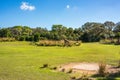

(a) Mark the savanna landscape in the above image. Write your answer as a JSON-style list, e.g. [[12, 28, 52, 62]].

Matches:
[[0, 0, 120, 80]]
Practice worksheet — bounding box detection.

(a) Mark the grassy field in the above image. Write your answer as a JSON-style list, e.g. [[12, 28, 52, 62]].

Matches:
[[0, 42, 120, 80]]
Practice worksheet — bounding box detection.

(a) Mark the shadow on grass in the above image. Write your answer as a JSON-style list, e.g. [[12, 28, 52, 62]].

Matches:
[[91, 71, 120, 80]]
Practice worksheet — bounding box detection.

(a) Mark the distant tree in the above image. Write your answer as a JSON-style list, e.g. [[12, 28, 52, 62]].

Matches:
[[66, 27, 74, 40], [74, 28, 82, 40], [51, 25, 67, 40], [11, 26, 23, 40], [34, 33, 40, 42], [104, 21, 115, 40], [81, 22, 105, 42], [114, 23, 120, 44], [0, 28, 11, 37], [22, 26, 32, 36], [19, 36, 25, 41]]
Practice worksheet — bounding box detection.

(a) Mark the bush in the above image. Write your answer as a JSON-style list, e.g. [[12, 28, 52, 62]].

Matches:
[[100, 39, 114, 44], [50, 66, 57, 70], [70, 76, 76, 80], [0, 38, 15, 42], [40, 64, 49, 68], [36, 40, 64, 46], [34, 33, 40, 42], [74, 41, 81, 46], [36, 40, 81, 47], [67, 69, 73, 73], [61, 68, 65, 72], [98, 62, 107, 77], [19, 36, 25, 41]]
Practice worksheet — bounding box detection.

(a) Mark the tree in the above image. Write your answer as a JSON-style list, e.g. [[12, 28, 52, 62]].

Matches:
[[104, 21, 115, 40], [74, 28, 82, 40], [114, 23, 120, 44], [34, 33, 40, 42], [22, 26, 32, 36], [0, 28, 11, 37], [32, 27, 49, 40], [11, 26, 23, 40], [51, 25, 67, 40], [81, 22, 105, 42]]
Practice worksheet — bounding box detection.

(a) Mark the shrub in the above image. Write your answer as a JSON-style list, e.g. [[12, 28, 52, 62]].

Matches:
[[61, 68, 65, 72], [35, 40, 81, 47], [98, 62, 107, 77], [50, 66, 57, 70], [43, 64, 48, 68], [25, 36, 34, 41], [100, 39, 114, 44], [40, 64, 49, 68], [70, 76, 76, 79], [74, 41, 81, 46], [67, 69, 73, 73], [0, 38, 15, 42], [19, 36, 25, 41], [34, 33, 40, 42]]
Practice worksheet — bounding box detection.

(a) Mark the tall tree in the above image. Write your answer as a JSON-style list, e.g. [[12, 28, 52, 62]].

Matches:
[[33, 32, 40, 42], [104, 21, 115, 40], [114, 22, 120, 43], [81, 22, 105, 42], [0, 28, 11, 37]]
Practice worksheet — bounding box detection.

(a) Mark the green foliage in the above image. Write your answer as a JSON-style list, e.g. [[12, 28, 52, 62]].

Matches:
[[81, 22, 105, 42], [19, 36, 25, 41], [33, 33, 40, 42], [1, 21, 120, 44]]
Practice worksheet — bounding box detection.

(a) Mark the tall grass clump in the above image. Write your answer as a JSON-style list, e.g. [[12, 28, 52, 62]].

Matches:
[[0, 38, 15, 42], [98, 62, 107, 77], [35, 40, 81, 47]]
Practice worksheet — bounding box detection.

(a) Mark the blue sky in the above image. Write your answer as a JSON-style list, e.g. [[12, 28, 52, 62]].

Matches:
[[0, 0, 120, 29]]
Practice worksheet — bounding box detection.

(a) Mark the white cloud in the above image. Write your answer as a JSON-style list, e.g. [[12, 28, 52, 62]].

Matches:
[[66, 5, 70, 9], [20, 2, 35, 11]]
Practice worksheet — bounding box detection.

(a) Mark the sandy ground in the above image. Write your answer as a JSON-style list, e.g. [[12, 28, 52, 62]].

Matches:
[[58, 62, 120, 74]]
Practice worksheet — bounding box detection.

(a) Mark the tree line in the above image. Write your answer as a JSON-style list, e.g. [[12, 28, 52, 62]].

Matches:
[[0, 21, 120, 43]]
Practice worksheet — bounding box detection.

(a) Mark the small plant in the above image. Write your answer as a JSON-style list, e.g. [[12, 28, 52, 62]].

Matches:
[[53, 66, 57, 70], [79, 73, 90, 80], [70, 76, 76, 80], [50, 66, 57, 70], [67, 69, 73, 73], [61, 68, 65, 72], [40, 64, 49, 68], [98, 62, 107, 77]]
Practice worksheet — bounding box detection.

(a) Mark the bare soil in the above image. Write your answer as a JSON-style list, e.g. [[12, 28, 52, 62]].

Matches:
[[58, 62, 120, 74]]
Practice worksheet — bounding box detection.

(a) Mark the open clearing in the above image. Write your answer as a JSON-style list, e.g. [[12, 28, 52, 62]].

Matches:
[[0, 42, 120, 80]]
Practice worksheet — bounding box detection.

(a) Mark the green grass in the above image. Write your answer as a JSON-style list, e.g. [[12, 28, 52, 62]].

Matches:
[[0, 42, 120, 80]]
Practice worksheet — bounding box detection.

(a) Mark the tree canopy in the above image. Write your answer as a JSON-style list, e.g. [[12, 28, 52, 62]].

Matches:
[[0, 21, 120, 43]]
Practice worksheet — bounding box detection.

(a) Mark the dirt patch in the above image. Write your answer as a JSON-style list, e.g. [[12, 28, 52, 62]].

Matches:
[[58, 62, 120, 74]]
